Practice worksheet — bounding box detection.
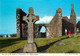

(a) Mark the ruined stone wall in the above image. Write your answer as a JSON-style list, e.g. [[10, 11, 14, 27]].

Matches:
[[16, 4, 76, 38], [16, 8, 27, 38], [44, 24, 50, 38], [22, 22, 28, 38], [62, 18, 75, 35], [70, 4, 76, 37], [49, 8, 62, 38], [47, 4, 76, 37], [62, 17, 74, 35], [62, 4, 76, 35]]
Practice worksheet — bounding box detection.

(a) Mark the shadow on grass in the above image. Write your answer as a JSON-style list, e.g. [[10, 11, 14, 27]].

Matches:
[[0, 37, 27, 49], [37, 37, 69, 52], [67, 50, 77, 53]]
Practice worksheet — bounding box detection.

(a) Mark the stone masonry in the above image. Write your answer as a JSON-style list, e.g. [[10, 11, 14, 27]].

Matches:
[[62, 4, 77, 36], [16, 4, 77, 38], [77, 21, 80, 33], [48, 8, 62, 37], [16, 8, 27, 38]]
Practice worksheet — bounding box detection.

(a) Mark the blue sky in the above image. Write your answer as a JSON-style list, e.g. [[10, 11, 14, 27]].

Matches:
[[0, 0, 80, 34]]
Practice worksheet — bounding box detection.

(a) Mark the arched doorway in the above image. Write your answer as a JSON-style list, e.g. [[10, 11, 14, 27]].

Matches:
[[40, 26, 46, 38]]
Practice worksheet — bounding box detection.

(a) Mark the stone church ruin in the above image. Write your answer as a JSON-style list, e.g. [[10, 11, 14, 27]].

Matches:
[[16, 4, 77, 38]]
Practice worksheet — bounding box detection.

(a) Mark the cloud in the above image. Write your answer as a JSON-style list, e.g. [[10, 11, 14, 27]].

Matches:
[[35, 16, 53, 24], [67, 16, 80, 19], [76, 17, 80, 23], [35, 16, 80, 24], [77, 17, 80, 19], [67, 16, 70, 19]]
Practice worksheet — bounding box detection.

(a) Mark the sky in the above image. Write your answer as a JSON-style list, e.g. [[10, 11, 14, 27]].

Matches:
[[0, 0, 80, 34]]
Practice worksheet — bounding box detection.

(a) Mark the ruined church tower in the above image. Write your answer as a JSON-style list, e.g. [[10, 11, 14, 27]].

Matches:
[[70, 4, 76, 23], [70, 4, 77, 37]]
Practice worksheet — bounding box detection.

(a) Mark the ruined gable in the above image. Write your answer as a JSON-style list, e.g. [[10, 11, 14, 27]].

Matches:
[[48, 8, 62, 37]]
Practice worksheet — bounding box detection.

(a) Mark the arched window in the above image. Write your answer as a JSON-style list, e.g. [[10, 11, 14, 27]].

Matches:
[[40, 26, 46, 33]]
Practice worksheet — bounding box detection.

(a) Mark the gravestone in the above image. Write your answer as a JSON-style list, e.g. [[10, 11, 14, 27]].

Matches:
[[47, 40, 51, 43], [8, 35, 11, 38], [57, 42, 65, 45], [23, 7, 39, 53], [3, 35, 7, 38], [77, 28, 79, 33], [68, 41, 75, 45]]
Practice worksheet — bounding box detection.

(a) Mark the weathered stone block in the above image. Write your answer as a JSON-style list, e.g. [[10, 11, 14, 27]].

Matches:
[[23, 43, 37, 53]]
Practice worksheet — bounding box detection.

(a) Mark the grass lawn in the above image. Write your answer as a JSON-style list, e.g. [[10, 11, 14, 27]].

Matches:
[[0, 33, 80, 53]]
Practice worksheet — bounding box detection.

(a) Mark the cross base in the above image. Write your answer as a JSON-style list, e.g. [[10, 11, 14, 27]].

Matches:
[[23, 42, 37, 53]]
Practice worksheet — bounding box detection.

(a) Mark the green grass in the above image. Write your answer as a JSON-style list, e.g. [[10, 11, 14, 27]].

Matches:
[[0, 33, 80, 53], [0, 37, 27, 53]]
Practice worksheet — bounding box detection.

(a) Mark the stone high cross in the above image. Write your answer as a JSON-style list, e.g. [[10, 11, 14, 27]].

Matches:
[[23, 7, 39, 53]]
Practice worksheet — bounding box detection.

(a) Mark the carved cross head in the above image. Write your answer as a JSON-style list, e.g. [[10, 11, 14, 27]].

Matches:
[[23, 7, 39, 23], [28, 7, 34, 14]]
